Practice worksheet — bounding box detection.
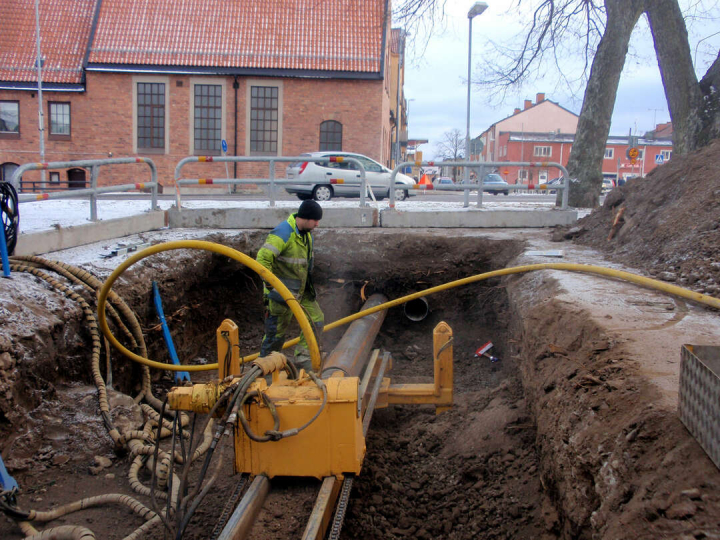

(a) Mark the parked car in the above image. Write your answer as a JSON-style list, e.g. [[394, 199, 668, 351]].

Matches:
[[601, 178, 615, 194], [285, 152, 416, 201], [481, 173, 510, 195], [546, 176, 564, 194], [433, 177, 454, 187]]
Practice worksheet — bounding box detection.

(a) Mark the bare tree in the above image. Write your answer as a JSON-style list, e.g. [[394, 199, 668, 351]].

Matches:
[[435, 128, 465, 181], [474, 0, 719, 207]]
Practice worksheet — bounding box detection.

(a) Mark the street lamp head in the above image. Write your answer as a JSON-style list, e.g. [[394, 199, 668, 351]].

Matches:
[[468, 2, 488, 18]]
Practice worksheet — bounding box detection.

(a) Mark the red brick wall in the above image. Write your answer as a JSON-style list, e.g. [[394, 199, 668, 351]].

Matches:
[[0, 72, 389, 189]]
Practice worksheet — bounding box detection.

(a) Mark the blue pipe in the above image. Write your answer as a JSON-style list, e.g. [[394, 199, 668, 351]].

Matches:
[[152, 281, 190, 383], [0, 219, 10, 278], [0, 452, 18, 493]]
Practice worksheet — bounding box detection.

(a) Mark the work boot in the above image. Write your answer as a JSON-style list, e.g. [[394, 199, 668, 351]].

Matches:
[[293, 350, 313, 374]]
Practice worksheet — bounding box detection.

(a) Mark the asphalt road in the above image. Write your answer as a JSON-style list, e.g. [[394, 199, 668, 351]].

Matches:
[[101, 188, 561, 204]]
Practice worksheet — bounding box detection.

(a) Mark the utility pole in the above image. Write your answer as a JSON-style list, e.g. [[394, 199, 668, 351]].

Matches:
[[394, 31, 405, 171], [34, 0, 46, 185]]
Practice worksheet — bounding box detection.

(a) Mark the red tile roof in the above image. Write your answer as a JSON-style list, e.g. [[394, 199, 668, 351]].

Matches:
[[89, 0, 386, 73], [0, 0, 98, 85]]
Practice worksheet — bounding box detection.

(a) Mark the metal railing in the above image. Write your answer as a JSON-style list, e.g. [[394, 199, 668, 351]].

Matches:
[[389, 160, 570, 209], [174, 156, 367, 208], [10, 158, 159, 221]]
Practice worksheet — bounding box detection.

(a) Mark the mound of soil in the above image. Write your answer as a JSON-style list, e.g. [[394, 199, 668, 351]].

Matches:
[[556, 139, 720, 293]]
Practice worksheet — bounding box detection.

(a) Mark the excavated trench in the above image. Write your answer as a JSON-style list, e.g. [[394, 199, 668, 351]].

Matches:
[[2, 229, 714, 539]]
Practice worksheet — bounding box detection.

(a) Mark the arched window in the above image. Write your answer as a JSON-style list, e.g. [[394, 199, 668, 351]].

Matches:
[[1, 162, 18, 185], [319, 120, 342, 151]]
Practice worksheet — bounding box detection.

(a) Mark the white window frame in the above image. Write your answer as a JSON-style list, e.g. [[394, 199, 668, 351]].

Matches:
[[533, 146, 551, 157], [245, 79, 283, 157], [604, 148, 614, 159], [189, 78, 226, 156], [661, 149, 672, 160], [132, 75, 170, 154], [518, 169, 528, 181]]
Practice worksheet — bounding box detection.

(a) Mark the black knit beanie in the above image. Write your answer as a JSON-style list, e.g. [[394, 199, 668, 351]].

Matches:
[[297, 200, 323, 221]]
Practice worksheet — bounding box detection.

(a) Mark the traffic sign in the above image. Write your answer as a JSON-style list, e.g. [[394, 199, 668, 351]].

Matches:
[[221, 139, 228, 153], [627, 147, 639, 160], [655, 154, 664, 165]]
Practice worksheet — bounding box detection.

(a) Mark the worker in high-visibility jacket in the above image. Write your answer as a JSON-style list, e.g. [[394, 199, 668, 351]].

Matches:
[[256, 200, 324, 372]]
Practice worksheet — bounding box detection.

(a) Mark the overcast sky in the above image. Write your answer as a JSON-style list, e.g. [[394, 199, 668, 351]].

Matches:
[[402, 0, 720, 159]]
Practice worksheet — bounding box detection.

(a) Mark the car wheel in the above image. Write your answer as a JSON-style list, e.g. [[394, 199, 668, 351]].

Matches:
[[312, 185, 333, 201], [395, 189, 408, 201], [503, 191, 509, 196], [493, 192, 499, 196], [296, 193, 311, 200]]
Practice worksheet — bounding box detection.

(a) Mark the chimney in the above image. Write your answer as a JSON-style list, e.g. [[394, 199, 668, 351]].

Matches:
[[536, 92, 545, 103], [524, 99, 532, 110], [513, 108, 521, 115]]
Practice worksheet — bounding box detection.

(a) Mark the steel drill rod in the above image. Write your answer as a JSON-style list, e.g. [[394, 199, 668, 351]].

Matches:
[[362, 351, 391, 436], [217, 474, 270, 540], [321, 294, 388, 378], [301, 476, 340, 540]]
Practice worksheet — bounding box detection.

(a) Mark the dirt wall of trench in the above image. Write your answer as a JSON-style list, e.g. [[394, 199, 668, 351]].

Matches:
[[505, 270, 719, 539]]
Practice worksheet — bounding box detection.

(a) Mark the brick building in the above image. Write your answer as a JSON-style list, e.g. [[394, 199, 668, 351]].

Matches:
[[495, 131, 673, 185], [474, 93, 673, 185], [0, 0, 394, 190]]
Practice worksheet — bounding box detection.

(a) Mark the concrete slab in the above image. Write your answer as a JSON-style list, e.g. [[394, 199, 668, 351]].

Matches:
[[15, 210, 167, 256], [167, 206, 379, 229], [380, 208, 578, 228]]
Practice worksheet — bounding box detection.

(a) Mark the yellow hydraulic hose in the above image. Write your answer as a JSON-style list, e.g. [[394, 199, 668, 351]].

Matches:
[[96, 240, 321, 372], [99, 242, 720, 374]]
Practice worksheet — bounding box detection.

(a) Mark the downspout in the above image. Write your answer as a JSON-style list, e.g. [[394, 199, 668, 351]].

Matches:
[[233, 75, 239, 180], [82, 0, 103, 86]]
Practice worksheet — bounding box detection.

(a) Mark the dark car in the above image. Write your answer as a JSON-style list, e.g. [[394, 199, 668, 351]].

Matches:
[[482, 173, 510, 195]]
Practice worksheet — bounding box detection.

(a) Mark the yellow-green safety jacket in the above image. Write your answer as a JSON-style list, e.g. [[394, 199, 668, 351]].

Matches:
[[256, 213, 316, 304]]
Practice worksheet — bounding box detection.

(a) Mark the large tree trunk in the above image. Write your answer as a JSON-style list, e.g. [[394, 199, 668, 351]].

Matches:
[[565, 0, 644, 208], [698, 50, 720, 146], [646, 0, 703, 155]]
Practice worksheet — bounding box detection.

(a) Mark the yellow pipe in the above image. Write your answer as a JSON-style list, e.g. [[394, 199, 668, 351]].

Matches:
[[99, 242, 720, 374], [96, 240, 321, 372]]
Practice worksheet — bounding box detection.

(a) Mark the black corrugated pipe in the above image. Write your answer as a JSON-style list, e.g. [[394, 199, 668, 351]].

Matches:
[[403, 297, 429, 321]]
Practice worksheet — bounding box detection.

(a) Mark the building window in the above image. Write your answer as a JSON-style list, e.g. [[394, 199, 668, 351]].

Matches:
[[604, 148, 614, 159], [49, 171, 60, 183], [1, 162, 19, 183], [661, 150, 672, 160], [250, 86, 278, 155], [49, 102, 71, 139], [137, 82, 165, 152], [518, 169, 528, 181], [0, 101, 20, 138], [533, 146, 551, 157], [319, 120, 342, 151], [637, 149, 644, 160], [194, 84, 222, 155]]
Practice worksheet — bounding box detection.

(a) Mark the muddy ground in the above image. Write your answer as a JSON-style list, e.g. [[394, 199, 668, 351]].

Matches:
[[1, 140, 720, 539]]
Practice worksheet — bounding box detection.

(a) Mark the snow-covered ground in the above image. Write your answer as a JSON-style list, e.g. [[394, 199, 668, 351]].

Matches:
[[17, 196, 573, 234]]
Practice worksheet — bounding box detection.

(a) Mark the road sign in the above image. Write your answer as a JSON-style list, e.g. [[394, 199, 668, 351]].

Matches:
[[630, 158, 637, 165], [627, 147, 639, 160], [221, 139, 228, 153], [655, 154, 664, 165]]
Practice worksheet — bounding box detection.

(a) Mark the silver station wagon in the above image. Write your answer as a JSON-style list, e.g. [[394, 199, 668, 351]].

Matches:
[[285, 152, 416, 201]]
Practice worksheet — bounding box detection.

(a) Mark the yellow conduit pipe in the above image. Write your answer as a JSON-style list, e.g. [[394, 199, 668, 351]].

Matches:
[[100, 243, 720, 374], [96, 240, 321, 372]]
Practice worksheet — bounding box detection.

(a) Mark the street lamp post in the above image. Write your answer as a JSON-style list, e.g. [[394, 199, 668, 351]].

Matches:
[[464, 2, 488, 208]]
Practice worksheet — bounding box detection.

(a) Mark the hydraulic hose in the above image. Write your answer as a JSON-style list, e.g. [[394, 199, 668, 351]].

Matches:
[[96, 240, 321, 373], [97, 243, 720, 375]]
